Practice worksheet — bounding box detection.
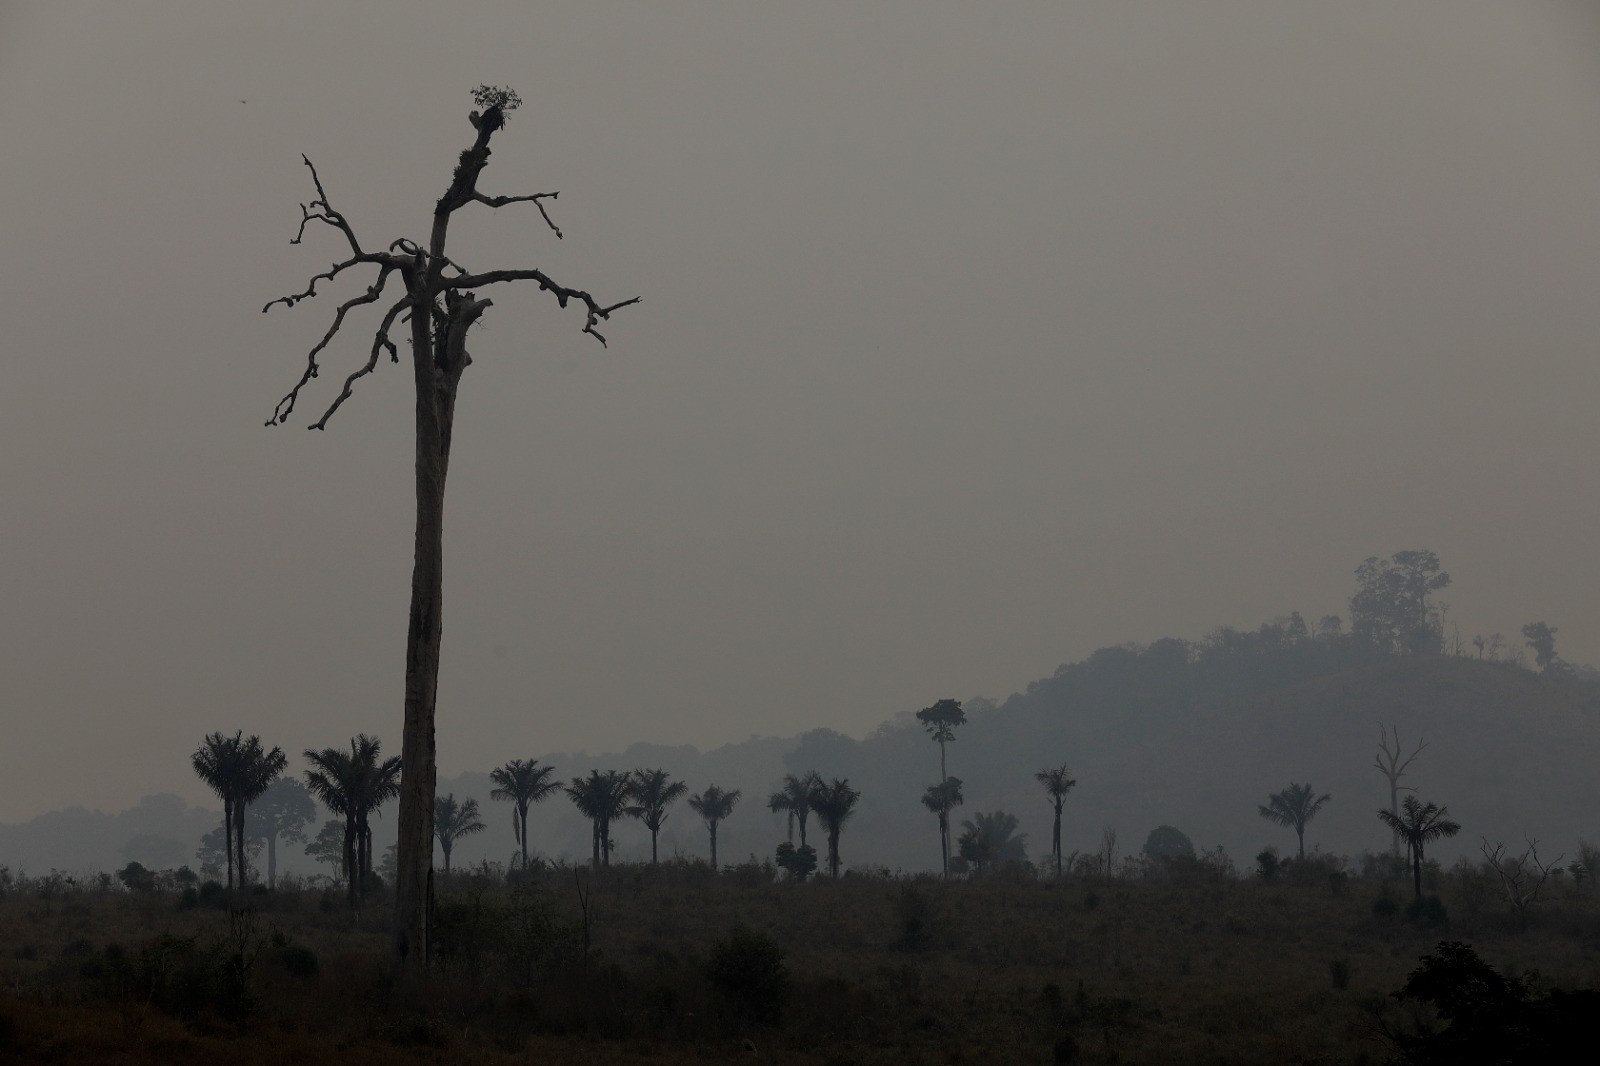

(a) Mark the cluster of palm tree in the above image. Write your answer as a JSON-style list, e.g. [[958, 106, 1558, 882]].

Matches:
[[190, 731, 288, 890], [764, 771, 863, 878], [302, 734, 401, 905]]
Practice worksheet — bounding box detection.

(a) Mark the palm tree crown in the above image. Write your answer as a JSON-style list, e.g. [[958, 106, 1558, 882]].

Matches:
[[489, 758, 561, 867], [958, 810, 1029, 875], [433, 793, 486, 873], [1258, 782, 1332, 859]]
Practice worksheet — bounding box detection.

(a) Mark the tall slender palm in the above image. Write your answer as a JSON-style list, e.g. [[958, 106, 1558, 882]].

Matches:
[[489, 759, 562, 867], [433, 793, 486, 874], [808, 778, 861, 878], [1035, 763, 1078, 877], [687, 785, 741, 870], [921, 777, 964, 877], [767, 772, 820, 847], [1258, 782, 1332, 859], [627, 768, 688, 865], [304, 735, 401, 905], [565, 770, 634, 868], [1378, 795, 1461, 901], [915, 699, 967, 785], [232, 736, 287, 887], [191, 732, 242, 889]]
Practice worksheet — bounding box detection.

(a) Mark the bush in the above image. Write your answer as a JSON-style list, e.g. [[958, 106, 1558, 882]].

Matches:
[[775, 842, 817, 883], [705, 929, 790, 1026], [1256, 849, 1279, 882], [1406, 895, 1448, 925], [117, 862, 156, 893], [1372, 896, 1399, 918], [894, 885, 934, 947]]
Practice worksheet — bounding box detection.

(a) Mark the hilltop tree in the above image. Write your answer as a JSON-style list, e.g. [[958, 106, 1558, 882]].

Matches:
[[489, 759, 562, 867], [767, 772, 821, 847], [1378, 795, 1461, 901], [958, 811, 1029, 875], [687, 785, 742, 870], [915, 698, 967, 784], [921, 777, 964, 877], [808, 778, 861, 879], [1034, 763, 1078, 877], [1350, 550, 1451, 655], [566, 770, 634, 868], [1521, 622, 1560, 672], [1257, 782, 1331, 859], [264, 85, 637, 968], [627, 768, 688, 865], [1375, 723, 1427, 857], [303, 735, 402, 905], [246, 779, 316, 888], [433, 794, 486, 874]]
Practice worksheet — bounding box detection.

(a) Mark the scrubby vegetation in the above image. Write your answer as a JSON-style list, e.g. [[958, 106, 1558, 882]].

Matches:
[[2, 849, 1598, 1063]]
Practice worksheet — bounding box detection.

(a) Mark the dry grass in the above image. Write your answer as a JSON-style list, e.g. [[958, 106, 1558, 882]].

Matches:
[[2, 857, 1597, 1063]]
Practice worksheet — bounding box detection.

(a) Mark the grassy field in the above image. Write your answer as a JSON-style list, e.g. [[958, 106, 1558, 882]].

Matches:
[[1, 854, 1596, 1063]]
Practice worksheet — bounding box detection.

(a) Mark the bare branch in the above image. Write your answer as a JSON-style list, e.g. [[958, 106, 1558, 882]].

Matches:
[[291, 155, 366, 257], [307, 296, 414, 430], [266, 267, 399, 426], [471, 189, 563, 238], [448, 268, 639, 347]]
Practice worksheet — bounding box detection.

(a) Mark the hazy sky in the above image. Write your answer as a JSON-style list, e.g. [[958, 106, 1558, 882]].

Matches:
[[2, 2, 1598, 823]]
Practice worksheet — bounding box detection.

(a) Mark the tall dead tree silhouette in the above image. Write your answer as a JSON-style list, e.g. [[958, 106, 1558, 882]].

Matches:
[[264, 86, 637, 970], [1374, 722, 1426, 858]]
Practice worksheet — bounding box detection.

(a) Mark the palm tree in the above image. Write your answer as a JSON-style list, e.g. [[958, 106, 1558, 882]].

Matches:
[[767, 772, 820, 847], [303, 735, 402, 905], [1035, 763, 1078, 878], [1258, 782, 1332, 859], [1378, 795, 1461, 901], [958, 810, 1029, 876], [565, 770, 634, 868], [433, 793, 486, 874], [921, 777, 964, 877], [808, 778, 860, 878], [192, 732, 242, 889], [232, 736, 287, 887], [489, 759, 562, 867], [687, 785, 741, 870], [915, 699, 967, 784], [627, 768, 688, 865]]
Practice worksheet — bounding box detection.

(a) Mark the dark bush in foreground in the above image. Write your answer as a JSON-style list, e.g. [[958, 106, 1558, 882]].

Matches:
[[705, 929, 790, 1025]]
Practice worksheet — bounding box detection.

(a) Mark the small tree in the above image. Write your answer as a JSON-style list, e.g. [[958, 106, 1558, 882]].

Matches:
[[1257, 782, 1331, 860], [920, 777, 964, 877], [1034, 763, 1077, 877], [1520, 622, 1560, 672], [775, 841, 818, 883], [433, 793, 486, 874], [264, 86, 637, 967], [1378, 796, 1461, 901], [688, 785, 742, 870], [1480, 838, 1564, 931], [914, 699, 967, 784]]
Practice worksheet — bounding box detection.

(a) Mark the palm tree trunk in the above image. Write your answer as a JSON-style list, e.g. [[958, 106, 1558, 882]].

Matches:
[[518, 801, 529, 867], [592, 820, 601, 868], [1053, 806, 1062, 878], [343, 818, 357, 908], [709, 824, 718, 870], [1296, 827, 1305, 860], [651, 828, 659, 865], [829, 828, 841, 878], [938, 811, 948, 877], [1412, 844, 1424, 901], [235, 804, 249, 888], [222, 799, 234, 891]]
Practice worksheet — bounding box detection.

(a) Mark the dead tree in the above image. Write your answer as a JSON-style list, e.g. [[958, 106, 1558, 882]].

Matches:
[[1374, 722, 1426, 858], [264, 86, 637, 970], [1481, 837, 1564, 931]]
